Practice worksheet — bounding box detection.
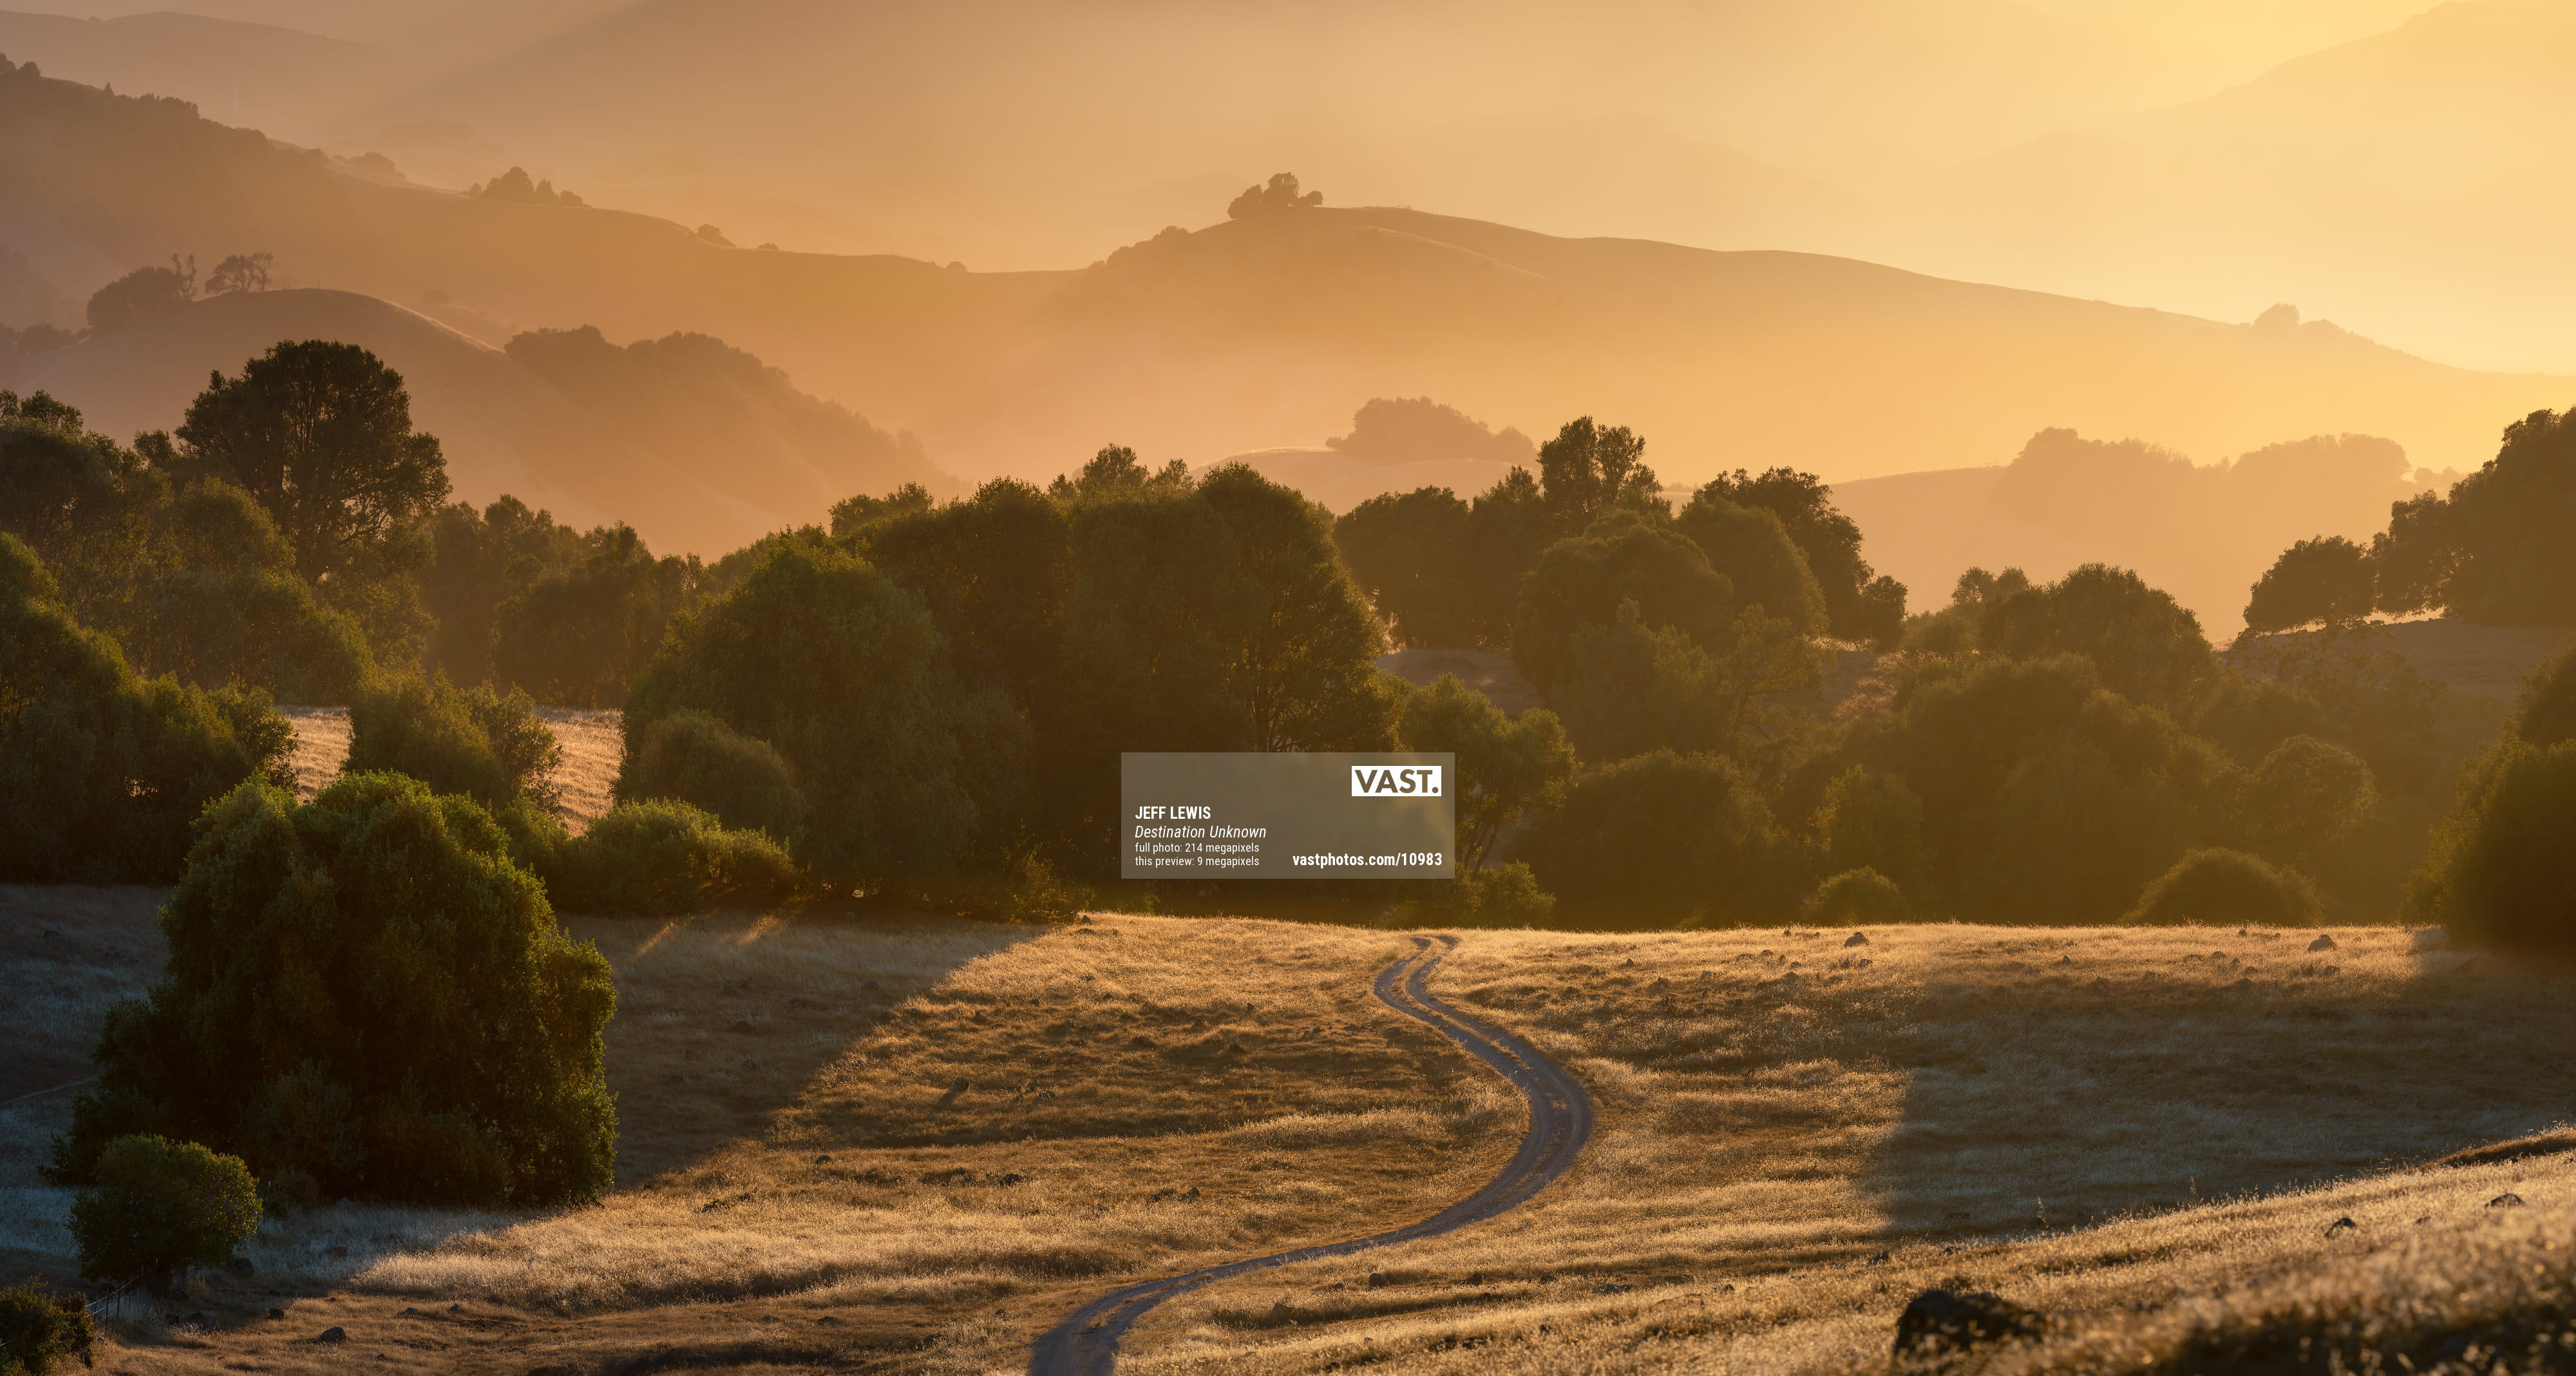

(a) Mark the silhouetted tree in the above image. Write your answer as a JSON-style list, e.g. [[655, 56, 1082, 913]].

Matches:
[[1511, 509, 1731, 697], [0, 533, 293, 883], [1326, 397, 1533, 465], [1394, 674, 1573, 870], [1675, 495, 1828, 636], [1522, 750, 1797, 926], [1688, 467, 1906, 645], [1227, 172, 1322, 218], [170, 341, 451, 584], [1334, 487, 1477, 647], [84, 256, 194, 334], [1549, 601, 1821, 763], [203, 252, 273, 295], [2243, 535, 2375, 631], [491, 524, 707, 709], [420, 496, 584, 685], [2369, 406, 2576, 623], [862, 477, 1073, 712], [1981, 564, 2213, 710], [1461, 466, 1551, 647], [1535, 416, 1659, 538], [468, 167, 585, 207], [828, 482, 934, 540]]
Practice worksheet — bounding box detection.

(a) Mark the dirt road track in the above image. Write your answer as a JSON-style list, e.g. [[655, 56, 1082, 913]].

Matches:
[[1028, 933, 1595, 1376]]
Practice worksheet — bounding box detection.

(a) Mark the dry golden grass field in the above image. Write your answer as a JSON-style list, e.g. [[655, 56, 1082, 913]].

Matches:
[[5, 886, 2572, 1375]]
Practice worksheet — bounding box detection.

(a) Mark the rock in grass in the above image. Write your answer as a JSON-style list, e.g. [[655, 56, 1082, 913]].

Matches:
[[1367, 1272, 1388, 1289], [2490, 1193, 2526, 1208], [2326, 1216, 2357, 1236], [1844, 932, 1870, 947], [1893, 1289, 2043, 1356], [315, 1326, 347, 1344], [2308, 934, 2337, 952]]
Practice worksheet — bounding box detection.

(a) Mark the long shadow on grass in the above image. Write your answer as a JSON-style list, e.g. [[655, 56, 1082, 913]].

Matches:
[[568, 904, 1045, 1183], [1857, 930, 2576, 1239]]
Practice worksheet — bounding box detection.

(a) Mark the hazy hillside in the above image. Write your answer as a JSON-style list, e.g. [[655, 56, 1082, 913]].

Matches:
[[1911, 0, 2576, 373], [0, 8, 390, 146], [0, 287, 940, 555], [1835, 427, 2448, 636], [6, 62, 2566, 500]]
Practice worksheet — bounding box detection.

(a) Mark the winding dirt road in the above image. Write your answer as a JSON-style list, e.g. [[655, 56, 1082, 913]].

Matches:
[[1028, 933, 1594, 1376]]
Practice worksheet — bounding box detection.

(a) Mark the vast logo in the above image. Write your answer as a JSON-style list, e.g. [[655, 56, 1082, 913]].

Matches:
[[1350, 765, 1443, 797]]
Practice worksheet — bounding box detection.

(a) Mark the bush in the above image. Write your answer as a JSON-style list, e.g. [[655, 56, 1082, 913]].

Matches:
[[0, 1278, 95, 1375], [2126, 848, 2322, 927], [1388, 862, 1557, 929], [553, 800, 801, 916], [615, 709, 806, 841], [0, 533, 292, 882], [346, 674, 562, 810], [1808, 868, 1909, 926], [68, 1135, 261, 1288], [50, 774, 616, 1206], [2413, 740, 2576, 952], [1522, 750, 1795, 926]]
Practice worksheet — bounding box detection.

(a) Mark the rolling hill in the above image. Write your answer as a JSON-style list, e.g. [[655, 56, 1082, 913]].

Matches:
[[0, 8, 391, 146], [4, 61, 2566, 512], [1, 286, 942, 556], [1910, 0, 2576, 374]]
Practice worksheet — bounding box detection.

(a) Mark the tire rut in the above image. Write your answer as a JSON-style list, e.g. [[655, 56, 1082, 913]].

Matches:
[[1028, 933, 1593, 1375]]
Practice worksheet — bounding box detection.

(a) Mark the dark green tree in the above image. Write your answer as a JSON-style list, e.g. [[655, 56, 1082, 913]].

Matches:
[[84, 256, 194, 334], [170, 340, 451, 585], [623, 539, 1021, 888], [1522, 749, 1796, 926], [492, 524, 706, 709], [1549, 602, 1821, 762], [2243, 535, 2376, 632], [1687, 467, 1906, 644], [614, 709, 806, 843], [861, 477, 1074, 711], [0, 534, 292, 883], [2369, 406, 2576, 624], [1394, 674, 1574, 869], [50, 773, 617, 1205], [1674, 495, 1828, 635], [1511, 509, 1733, 698], [420, 497, 583, 685], [1461, 466, 1552, 647], [1981, 564, 2213, 710], [1333, 486, 1477, 647], [1535, 416, 1659, 537]]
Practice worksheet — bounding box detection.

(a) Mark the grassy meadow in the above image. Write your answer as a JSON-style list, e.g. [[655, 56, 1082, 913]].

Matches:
[[6, 887, 2571, 1373]]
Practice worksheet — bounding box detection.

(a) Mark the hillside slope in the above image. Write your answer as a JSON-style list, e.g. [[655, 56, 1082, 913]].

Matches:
[[1914, 0, 2576, 374], [3, 61, 2566, 495], [3, 287, 940, 555]]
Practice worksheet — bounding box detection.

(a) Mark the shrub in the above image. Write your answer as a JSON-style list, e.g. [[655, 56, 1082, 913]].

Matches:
[[2507, 636, 2576, 749], [1388, 862, 1557, 930], [554, 800, 801, 916], [2126, 848, 2322, 927], [50, 774, 616, 1206], [1808, 868, 1908, 926], [0, 1278, 95, 1375], [1522, 750, 1796, 926], [0, 533, 292, 882], [346, 674, 562, 810], [68, 1135, 261, 1288], [615, 709, 805, 841], [2244, 535, 2376, 632], [2413, 740, 2576, 951]]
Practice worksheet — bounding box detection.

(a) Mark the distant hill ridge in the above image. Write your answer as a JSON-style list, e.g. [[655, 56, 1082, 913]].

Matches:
[[1, 59, 2566, 500], [1, 286, 942, 556]]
